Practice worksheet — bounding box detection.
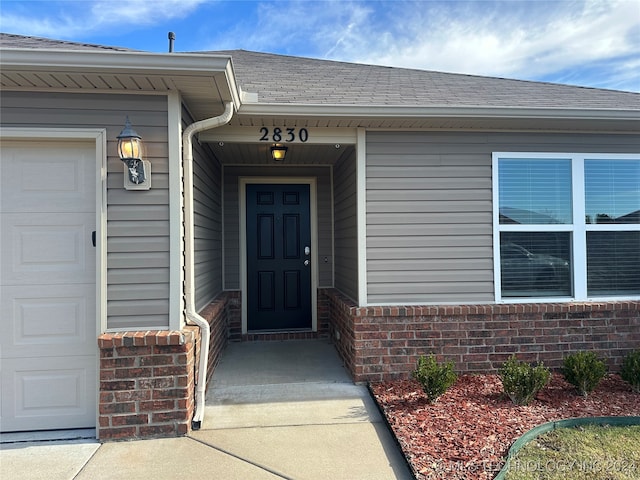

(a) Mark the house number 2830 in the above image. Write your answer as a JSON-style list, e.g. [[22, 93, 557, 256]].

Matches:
[[259, 127, 309, 143]]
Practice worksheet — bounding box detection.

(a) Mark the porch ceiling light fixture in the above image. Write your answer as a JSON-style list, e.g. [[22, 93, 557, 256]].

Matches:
[[117, 117, 150, 189], [270, 144, 288, 161]]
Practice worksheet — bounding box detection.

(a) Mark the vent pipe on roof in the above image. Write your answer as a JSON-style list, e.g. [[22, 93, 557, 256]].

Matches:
[[168, 32, 175, 53]]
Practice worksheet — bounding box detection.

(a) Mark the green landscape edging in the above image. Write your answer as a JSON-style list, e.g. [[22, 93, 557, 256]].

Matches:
[[493, 416, 640, 480]]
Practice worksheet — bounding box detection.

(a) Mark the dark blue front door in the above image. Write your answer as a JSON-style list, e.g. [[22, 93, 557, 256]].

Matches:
[[246, 184, 312, 331]]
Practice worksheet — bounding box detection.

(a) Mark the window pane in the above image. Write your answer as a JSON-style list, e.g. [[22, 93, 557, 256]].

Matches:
[[587, 231, 640, 295], [585, 160, 640, 224], [500, 232, 572, 297], [499, 159, 572, 224]]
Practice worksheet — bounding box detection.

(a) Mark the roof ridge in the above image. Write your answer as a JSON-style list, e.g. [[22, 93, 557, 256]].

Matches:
[[0, 32, 135, 52]]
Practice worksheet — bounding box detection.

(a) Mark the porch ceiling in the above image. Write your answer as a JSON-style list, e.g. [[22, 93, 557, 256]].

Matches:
[[209, 142, 354, 165]]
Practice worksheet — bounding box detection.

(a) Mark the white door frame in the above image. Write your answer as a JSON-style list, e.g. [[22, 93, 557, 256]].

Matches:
[[0, 127, 106, 432], [239, 177, 318, 334]]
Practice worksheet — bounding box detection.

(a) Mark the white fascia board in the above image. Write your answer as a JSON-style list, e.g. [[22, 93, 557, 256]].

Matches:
[[238, 102, 640, 121], [222, 61, 242, 111]]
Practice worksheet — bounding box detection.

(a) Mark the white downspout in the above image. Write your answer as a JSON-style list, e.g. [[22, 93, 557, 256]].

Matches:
[[183, 101, 234, 429]]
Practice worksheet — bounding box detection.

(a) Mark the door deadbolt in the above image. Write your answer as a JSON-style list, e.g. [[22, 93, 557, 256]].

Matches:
[[304, 246, 310, 256]]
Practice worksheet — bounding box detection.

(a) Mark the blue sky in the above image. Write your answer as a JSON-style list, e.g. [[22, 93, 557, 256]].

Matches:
[[1, 0, 639, 92]]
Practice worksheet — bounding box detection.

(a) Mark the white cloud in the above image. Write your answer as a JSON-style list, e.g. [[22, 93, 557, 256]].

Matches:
[[325, 0, 639, 90], [209, 0, 376, 57], [0, 0, 208, 38], [90, 0, 206, 25]]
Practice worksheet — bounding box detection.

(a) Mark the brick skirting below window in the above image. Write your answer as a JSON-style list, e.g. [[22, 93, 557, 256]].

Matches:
[[97, 289, 638, 440], [321, 288, 640, 383]]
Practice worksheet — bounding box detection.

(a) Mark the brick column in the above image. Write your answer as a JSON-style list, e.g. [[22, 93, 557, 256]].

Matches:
[[97, 328, 197, 441]]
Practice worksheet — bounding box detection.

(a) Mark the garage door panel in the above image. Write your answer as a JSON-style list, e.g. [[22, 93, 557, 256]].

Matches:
[[1, 213, 95, 285], [1, 284, 94, 358], [0, 143, 94, 213], [0, 357, 96, 432], [1, 140, 97, 433]]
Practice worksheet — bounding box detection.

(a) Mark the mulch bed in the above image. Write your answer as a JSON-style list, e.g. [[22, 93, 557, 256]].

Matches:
[[370, 374, 640, 479]]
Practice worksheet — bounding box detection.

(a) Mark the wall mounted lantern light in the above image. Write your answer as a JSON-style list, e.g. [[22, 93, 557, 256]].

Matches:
[[117, 117, 151, 190], [270, 144, 288, 161]]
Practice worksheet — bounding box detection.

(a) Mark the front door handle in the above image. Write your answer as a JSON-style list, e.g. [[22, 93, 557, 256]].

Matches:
[[304, 260, 310, 266]]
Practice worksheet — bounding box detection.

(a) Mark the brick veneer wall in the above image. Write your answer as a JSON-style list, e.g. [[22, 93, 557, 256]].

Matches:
[[324, 289, 357, 377], [97, 328, 197, 440], [226, 291, 243, 341], [199, 291, 239, 385], [97, 292, 239, 441], [322, 289, 640, 383], [226, 289, 331, 341]]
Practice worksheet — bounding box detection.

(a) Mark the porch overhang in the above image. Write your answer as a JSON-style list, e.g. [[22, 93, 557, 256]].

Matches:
[[235, 102, 640, 133], [0, 48, 241, 119]]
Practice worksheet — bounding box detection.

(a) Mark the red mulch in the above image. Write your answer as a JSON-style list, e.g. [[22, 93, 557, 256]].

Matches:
[[370, 374, 640, 479]]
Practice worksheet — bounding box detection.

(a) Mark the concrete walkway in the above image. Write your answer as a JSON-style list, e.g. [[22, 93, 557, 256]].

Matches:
[[1, 340, 413, 480]]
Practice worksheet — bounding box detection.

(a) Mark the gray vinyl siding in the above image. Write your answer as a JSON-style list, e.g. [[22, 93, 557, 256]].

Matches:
[[186, 107, 224, 310], [365, 131, 640, 305], [333, 150, 359, 302], [1, 91, 170, 330], [317, 172, 333, 287], [223, 166, 333, 290]]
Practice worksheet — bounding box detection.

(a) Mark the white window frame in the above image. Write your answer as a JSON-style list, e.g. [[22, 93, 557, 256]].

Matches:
[[492, 152, 640, 303]]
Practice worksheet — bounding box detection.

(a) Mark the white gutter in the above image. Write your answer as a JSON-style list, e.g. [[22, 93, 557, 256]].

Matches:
[[0, 48, 234, 75], [183, 101, 234, 429], [238, 102, 640, 121]]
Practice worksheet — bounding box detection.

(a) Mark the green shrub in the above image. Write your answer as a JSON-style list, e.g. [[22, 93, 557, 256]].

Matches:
[[620, 349, 640, 393], [499, 355, 551, 406], [412, 355, 457, 403], [562, 351, 607, 396]]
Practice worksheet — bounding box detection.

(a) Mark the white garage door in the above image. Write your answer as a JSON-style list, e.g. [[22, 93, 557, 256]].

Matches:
[[1, 141, 97, 432]]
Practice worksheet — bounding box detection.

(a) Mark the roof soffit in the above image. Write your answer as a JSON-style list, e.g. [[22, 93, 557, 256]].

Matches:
[[0, 48, 241, 120]]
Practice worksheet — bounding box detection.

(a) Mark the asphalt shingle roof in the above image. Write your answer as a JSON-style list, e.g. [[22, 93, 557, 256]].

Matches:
[[2, 33, 638, 111], [208, 49, 640, 110]]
